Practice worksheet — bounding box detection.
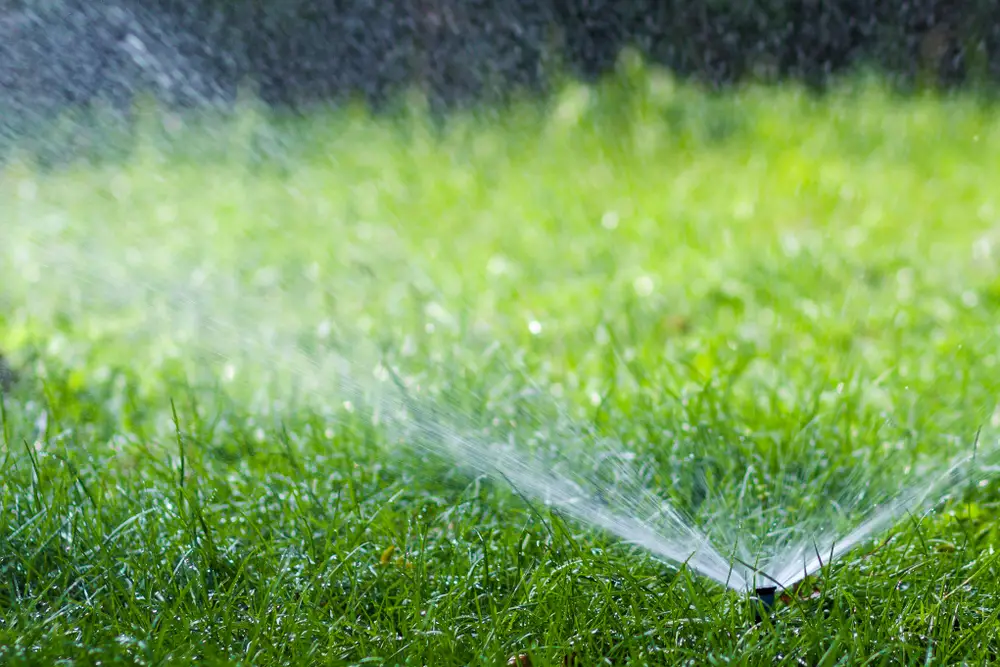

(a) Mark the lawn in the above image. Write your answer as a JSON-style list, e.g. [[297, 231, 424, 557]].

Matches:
[[3, 65, 1000, 664]]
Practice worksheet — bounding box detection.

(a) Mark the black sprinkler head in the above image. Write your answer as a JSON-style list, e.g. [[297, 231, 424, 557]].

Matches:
[[753, 586, 777, 624], [755, 586, 777, 609]]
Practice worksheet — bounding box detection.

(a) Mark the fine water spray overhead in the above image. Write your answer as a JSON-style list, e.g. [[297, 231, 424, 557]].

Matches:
[[5, 215, 999, 606]]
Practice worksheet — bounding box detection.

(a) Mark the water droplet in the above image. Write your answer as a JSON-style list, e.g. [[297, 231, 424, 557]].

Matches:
[[155, 204, 177, 223], [401, 335, 417, 356], [110, 174, 131, 200], [425, 302, 453, 326], [973, 236, 993, 261], [553, 84, 591, 126], [633, 275, 654, 296], [734, 201, 755, 220], [845, 226, 866, 248], [601, 210, 619, 230], [594, 325, 610, 345], [780, 233, 801, 257], [162, 113, 183, 135], [487, 255, 511, 276], [17, 179, 37, 201]]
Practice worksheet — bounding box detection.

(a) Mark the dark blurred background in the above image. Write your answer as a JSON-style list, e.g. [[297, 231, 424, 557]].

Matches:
[[1, 0, 995, 117]]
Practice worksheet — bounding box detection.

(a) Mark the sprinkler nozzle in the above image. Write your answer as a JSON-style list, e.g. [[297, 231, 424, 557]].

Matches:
[[753, 586, 777, 624], [755, 586, 777, 609]]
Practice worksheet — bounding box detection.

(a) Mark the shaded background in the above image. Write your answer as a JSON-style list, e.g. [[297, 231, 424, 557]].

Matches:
[[1, 0, 995, 117]]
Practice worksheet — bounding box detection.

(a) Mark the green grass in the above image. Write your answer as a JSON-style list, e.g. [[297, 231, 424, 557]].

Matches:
[[4, 66, 1000, 665]]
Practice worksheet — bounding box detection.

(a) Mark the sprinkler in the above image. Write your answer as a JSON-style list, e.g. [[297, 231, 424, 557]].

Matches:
[[753, 586, 777, 623], [755, 586, 777, 608]]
